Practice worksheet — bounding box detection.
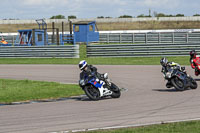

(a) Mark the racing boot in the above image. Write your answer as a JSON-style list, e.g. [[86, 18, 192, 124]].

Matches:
[[195, 71, 199, 76], [195, 68, 199, 76], [166, 81, 172, 88]]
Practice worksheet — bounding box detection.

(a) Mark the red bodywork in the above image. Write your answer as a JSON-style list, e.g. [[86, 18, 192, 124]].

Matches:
[[191, 56, 200, 76]]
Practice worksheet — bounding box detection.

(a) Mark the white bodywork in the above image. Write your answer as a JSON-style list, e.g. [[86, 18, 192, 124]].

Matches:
[[98, 80, 112, 97]]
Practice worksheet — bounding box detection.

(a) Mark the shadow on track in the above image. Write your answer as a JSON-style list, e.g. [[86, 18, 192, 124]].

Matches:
[[152, 88, 178, 92], [152, 88, 191, 92], [73, 96, 112, 101], [195, 79, 200, 81]]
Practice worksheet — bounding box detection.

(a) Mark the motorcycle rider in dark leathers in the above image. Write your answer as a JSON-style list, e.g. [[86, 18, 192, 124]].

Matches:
[[160, 57, 185, 88], [79, 60, 106, 88]]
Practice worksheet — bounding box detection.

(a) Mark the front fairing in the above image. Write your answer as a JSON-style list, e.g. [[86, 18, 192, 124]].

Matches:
[[88, 77, 103, 88], [81, 73, 112, 97], [194, 58, 200, 69], [172, 69, 187, 80]]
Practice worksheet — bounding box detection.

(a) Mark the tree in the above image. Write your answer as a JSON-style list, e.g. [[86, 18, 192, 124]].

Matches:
[[137, 14, 151, 18], [176, 14, 184, 17], [137, 14, 145, 18], [50, 15, 65, 19], [193, 14, 200, 16], [97, 16, 104, 18], [68, 15, 77, 19], [119, 15, 132, 18], [156, 13, 166, 17], [154, 13, 174, 17], [105, 16, 112, 18]]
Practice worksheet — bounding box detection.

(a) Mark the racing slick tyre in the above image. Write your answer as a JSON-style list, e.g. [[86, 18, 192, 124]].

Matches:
[[84, 85, 100, 100], [189, 77, 198, 89], [171, 77, 185, 91], [110, 83, 121, 98]]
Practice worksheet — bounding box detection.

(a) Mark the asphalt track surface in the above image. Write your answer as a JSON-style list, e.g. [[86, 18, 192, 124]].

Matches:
[[0, 65, 200, 133]]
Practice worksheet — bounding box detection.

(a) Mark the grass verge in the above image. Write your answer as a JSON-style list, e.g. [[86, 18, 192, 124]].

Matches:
[[1, 21, 200, 33], [0, 79, 83, 104], [79, 120, 200, 133], [0, 56, 190, 65]]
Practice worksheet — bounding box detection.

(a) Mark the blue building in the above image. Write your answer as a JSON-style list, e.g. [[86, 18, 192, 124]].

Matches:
[[73, 21, 99, 45], [15, 29, 48, 46]]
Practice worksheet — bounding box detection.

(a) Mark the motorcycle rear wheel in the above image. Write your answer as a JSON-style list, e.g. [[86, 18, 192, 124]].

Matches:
[[171, 77, 185, 91], [84, 85, 100, 100], [110, 83, 121, 98]]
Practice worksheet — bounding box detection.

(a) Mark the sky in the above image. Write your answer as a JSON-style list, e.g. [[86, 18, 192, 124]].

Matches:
[[0, 0, 200, 19]]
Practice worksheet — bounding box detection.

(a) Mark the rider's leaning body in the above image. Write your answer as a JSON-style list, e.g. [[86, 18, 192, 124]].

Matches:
[[160, 57, 184, 88], [161, 61, 181, 77], [80, 64, 98, 80], [79, 60, 104, 84]]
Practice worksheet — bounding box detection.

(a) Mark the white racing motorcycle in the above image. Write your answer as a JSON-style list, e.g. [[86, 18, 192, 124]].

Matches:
[[79, 73, 121, 100]]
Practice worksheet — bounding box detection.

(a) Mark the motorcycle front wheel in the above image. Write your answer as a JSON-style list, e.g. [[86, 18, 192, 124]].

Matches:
[[84, 85, 100, 100], [110, 83, 121, 98], [189, 77, 198, 89], [171, 77, 185, 91]]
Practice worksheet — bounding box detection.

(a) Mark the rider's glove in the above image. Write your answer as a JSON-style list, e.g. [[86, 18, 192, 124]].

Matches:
[[91, 72, 95, 76], [181, 67, 186, 72]]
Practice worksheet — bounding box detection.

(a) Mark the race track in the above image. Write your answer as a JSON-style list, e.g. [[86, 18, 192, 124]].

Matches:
[[0, 65, 200, 133]]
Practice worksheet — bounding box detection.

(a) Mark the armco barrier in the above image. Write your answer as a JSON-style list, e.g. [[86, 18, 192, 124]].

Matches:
[[0, 45, 79, 58], [87, 43, 200, 57], [99, 32, 200, 44]]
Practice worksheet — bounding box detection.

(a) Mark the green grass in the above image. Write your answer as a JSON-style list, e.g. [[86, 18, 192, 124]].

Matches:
[[85, 56, 190, 65], [0, 79, 83, 104], [80, 121, 200, 133], [0, 56, 190, 65]]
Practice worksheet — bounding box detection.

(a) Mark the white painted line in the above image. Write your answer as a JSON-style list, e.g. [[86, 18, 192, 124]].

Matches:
[[72, 129, 87, 132]]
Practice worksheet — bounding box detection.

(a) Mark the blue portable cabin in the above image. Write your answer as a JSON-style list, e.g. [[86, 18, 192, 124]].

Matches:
[[73, 21, 99, 45], [15, 29, 48, 46]]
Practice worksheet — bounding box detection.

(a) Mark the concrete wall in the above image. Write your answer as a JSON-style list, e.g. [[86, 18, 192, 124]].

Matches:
[[1, 16, 200, 24], [0, 19, 67, 24], [72, 16, 200, 23]]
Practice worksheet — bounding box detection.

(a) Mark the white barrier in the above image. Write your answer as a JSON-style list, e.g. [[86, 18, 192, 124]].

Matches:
[[1, 16, 200, 24]]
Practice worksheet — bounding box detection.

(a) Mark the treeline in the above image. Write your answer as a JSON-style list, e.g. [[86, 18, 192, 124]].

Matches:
[[50, 13, 200, 20], [3, 13, 200, 20]]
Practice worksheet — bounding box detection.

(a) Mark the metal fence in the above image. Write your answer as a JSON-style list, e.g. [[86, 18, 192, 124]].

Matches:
[[3, 32, 200, 45], [2, 35, 62, 46], [0, 45, 79, 58], [99, 32, 200, 44], [87, 43, 200, 57]]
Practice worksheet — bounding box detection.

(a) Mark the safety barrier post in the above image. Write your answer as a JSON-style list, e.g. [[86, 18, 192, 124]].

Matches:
[[132, 33, 135, 43]]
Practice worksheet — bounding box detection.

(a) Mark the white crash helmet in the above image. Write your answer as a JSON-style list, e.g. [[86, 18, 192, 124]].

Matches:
[[79, 60, 87, 70]]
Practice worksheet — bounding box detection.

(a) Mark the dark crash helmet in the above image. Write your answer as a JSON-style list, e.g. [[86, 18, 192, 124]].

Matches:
[[190, 50, 197, 58], [160, 57, 168, 66]]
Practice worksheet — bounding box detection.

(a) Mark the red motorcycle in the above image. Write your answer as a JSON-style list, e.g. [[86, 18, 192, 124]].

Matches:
[[190, 50, 200, 76], [192, 58, 200, 76]]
